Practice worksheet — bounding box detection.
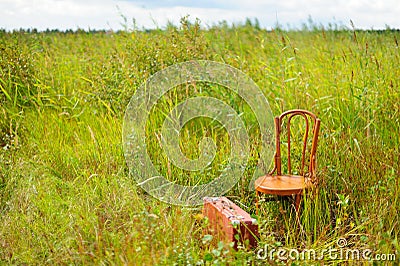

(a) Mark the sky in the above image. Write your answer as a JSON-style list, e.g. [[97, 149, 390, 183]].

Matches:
[[1, 0, 399, 31]]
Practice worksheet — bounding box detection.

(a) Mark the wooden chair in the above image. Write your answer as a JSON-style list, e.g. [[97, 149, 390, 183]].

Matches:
[[255, 109, 321, 215]]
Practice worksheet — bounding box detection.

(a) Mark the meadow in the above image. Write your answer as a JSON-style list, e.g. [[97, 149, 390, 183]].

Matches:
[[0, 18, 399, 264]]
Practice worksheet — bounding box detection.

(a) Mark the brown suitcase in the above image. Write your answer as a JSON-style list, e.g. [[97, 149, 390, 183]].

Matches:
[[202, 197, 259, 249]]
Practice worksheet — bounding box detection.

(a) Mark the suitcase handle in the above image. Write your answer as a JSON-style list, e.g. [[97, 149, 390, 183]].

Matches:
[[220, 198, 257, 225], [220, 199, 245, 220]]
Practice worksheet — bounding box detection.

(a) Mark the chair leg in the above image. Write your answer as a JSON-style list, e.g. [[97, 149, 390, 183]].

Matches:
[[294, 194, 301, 225], [294, 194, 301, 214], [255, 190, 260, 216]]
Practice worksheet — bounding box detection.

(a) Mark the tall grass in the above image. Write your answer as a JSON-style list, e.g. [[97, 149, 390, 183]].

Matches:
[[0, 19, 399, 264]]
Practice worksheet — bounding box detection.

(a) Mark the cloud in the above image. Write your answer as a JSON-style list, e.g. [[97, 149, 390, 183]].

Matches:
[[0, 0, 121, 30], [124, 0, 230, 9], [0, 0, 399, 31]]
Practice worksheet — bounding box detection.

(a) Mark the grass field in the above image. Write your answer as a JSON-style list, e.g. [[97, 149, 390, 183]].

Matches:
[[1, 18, 399, 264]]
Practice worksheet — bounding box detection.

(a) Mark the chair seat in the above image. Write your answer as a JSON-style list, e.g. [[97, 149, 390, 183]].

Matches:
[[255, 174, 312, 196]]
